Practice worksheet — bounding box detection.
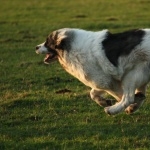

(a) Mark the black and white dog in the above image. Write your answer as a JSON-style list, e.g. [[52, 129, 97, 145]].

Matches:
[[36, 28, 150, 115]]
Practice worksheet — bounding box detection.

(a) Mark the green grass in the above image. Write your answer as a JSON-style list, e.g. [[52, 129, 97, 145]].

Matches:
[[1, 0, 150, 149]]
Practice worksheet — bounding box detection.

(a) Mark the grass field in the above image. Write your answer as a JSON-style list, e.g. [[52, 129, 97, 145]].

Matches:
[[1, 0, 150, 149]]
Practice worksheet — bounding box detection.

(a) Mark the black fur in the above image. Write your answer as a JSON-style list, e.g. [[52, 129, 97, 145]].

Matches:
[[102, 29, 145, 66], [45, 30, 73, 52], [44, 32, 59, 50], [44, 34, 58, 58]]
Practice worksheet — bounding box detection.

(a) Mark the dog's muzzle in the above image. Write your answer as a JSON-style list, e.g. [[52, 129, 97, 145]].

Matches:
[[35, 45, 57, 64], [35, 45, 41, 54]]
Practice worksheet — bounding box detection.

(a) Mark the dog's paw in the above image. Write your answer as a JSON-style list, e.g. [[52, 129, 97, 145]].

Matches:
[[104, 101, 126, 115], [104, 107, 112, 115], [104, 106, 118, 115], [94, 98, 113, 107], [125, 92, 146, 115], [125, 103, 138, 114], [98, 99, 112, 107]]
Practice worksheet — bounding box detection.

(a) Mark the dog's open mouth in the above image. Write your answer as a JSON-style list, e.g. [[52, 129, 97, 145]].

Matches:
[[44, 53, 57, 64]]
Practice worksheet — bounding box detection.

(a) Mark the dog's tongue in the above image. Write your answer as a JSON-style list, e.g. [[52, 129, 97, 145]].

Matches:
[[44, 54, 51, 64]]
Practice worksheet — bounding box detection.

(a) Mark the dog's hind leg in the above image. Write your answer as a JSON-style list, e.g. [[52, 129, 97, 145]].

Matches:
[[104, 65, 149, 115], [104, 88, 135, 115], [90, 89, 113, 107], [125, 85, 146, 114], [104, 69, 142, 115]]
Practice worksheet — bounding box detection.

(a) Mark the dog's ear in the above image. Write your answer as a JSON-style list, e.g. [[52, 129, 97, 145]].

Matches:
[[49, 30, 70, 51], [55, 35, 68, 50]]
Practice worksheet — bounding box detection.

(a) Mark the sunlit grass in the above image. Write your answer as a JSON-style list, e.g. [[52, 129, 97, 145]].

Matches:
[[1, 0, 150, 149]]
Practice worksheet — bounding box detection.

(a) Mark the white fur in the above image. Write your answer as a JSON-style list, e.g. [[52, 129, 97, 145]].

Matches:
[[36, 42, 48, 54], [36, 28, 150, 115]]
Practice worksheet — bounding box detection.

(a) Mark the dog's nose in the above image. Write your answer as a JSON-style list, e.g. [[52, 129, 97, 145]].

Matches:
[[36, 46, 40, 50]]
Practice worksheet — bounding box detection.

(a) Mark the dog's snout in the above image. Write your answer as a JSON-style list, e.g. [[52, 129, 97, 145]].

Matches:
[[36, 46, 40, 50]]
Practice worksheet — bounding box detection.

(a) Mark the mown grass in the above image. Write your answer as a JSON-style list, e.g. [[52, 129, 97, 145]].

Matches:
[[1, 0, 150, 149]]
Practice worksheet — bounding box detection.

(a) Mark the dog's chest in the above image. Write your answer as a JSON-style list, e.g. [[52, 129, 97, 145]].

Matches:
[[58, 57, 93, 87]]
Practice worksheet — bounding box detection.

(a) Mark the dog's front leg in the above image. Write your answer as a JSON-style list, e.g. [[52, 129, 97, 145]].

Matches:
[[90, 89, 112, 107]]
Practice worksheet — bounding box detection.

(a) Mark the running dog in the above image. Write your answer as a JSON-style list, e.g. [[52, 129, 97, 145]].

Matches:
[[36, 28, 150, 115]]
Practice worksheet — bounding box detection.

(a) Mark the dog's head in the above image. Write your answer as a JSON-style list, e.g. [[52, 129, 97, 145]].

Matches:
[[36, 29, 71, 64]]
